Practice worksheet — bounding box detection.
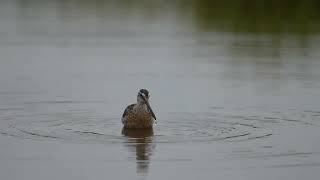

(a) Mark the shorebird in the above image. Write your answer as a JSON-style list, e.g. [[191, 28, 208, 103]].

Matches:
[[122, 89, 157, 129]]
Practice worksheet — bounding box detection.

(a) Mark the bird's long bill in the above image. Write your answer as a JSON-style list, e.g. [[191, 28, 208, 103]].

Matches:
[[140, 94, 157, 120], [146, 102, 157, 120]]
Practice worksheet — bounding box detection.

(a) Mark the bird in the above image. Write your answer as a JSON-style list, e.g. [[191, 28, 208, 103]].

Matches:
[[122, 89, 157, 129]]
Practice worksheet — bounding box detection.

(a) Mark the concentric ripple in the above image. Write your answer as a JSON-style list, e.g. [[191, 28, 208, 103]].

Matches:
[[1, 103, 319, 144]]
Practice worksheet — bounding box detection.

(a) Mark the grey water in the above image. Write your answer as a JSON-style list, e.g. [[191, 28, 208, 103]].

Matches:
[[1, 0, 320, 179]]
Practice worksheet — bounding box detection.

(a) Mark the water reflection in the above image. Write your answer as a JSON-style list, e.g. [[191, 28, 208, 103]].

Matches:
[[191, 0, 320, 34], [122, 128, 155, 175], [2, 0, 318, 59], [11, 0, 320, 34]]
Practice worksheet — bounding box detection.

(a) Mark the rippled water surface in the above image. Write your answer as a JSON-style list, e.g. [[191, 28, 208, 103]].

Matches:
[[1, 0, 320, 179]]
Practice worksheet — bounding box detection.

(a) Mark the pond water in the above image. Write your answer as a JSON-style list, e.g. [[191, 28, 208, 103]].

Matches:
[[1, 0, 320, 179]]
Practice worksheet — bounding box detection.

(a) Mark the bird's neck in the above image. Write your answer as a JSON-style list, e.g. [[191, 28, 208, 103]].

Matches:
[[136, 102, 147, 110]]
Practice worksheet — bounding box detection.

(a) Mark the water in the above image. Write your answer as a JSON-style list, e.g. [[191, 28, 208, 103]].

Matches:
[[1, 0, 320, 179]]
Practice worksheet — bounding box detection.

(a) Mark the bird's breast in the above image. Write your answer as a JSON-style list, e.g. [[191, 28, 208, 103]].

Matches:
[[123, 105, 153, 128]]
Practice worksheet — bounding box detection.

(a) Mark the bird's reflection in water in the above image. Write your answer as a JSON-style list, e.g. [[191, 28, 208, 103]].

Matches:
[[122, 128, 155, 175]]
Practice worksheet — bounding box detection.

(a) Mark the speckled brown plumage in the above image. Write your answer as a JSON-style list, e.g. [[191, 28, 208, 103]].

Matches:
[[122, 103, 154, 129]]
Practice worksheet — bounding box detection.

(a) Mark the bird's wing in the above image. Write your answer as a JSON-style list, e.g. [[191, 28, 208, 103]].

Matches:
[[122, 104, 135, 118]]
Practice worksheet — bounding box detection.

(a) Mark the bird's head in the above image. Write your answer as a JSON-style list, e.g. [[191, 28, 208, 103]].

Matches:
[[137, 89, 156, 120], [137, 89, 149, 104]]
